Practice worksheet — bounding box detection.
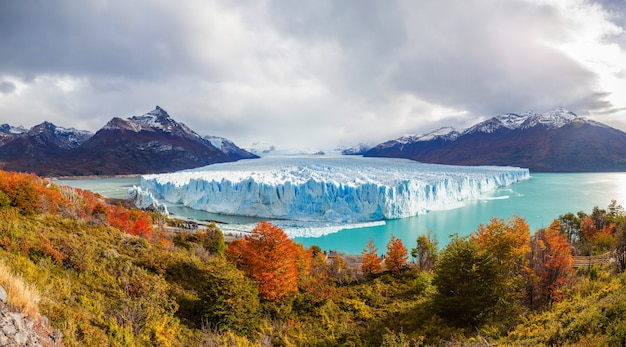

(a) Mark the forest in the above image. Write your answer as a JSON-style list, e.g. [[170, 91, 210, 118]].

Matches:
[[0, 169, 625, 346]]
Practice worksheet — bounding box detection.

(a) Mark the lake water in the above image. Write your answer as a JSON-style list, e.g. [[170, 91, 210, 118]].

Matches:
[[56, 172, 626, 255]]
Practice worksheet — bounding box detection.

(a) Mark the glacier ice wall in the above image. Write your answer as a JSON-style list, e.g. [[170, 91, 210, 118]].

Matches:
[[139, 156, 530, 223], [126, 185, 169, 215]]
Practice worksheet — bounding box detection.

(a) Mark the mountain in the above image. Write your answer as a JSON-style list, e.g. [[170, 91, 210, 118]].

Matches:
[[365, 107, 626, 172], [0, 122, 94, 175], [0, 106, 257, 176], [204, 135, 258, 160], [0, 124, 27, 146], [337, 143, 373, 155]]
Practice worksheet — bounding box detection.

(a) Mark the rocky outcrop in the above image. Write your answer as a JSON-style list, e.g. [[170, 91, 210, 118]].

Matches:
[[0, 286, 63, 347]]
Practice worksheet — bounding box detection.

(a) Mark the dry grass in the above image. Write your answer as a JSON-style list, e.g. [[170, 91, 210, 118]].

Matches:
[[0, 261, 40, 317]]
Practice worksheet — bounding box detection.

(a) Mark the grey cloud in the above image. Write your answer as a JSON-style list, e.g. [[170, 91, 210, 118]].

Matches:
[[0, 81, 16, 94], [0, 0, 625, 149], [266, 0, 605, 117], [0, 1, 190, 80]]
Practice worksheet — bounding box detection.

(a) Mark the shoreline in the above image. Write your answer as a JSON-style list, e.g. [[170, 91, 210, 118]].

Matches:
[[49, 174, 142, 181]]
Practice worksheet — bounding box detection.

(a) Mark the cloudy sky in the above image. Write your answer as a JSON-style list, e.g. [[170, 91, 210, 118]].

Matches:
[[1, 0, 626, 150]]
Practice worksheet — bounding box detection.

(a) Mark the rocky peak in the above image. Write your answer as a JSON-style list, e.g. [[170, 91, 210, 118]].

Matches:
[[129, 106, 202, 140], [521, 107, 582, 129], [0, 124, 27, 135]]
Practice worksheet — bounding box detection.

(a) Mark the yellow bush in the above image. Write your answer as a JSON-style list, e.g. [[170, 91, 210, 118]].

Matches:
[[0, 260, 40, 317]]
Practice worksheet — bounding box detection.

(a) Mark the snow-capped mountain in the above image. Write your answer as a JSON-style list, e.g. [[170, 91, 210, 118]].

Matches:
[[28, 122, 93, 149], [366, 107, 626, 172], [0, 106, 257, 176], [462, 107, 601, 135], [204, 135, 258, 160], [0, 121, 94, 175]]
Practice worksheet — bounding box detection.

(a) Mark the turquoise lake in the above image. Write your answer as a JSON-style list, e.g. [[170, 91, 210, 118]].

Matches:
[[56, 172, 626, 255]]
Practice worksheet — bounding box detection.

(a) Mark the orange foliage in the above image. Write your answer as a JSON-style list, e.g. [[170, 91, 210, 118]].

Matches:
[[0, 171, 66, 215], [580, 217, 598, 242], [474, 215, 531, 269], [534, 220, 574, 304], [0, 169, 154, 241], [295, 244, 313, 277], [107, 205, 153, 239], [37, 233, 66, 264], [385, 235, 408, 274], [226, 222, 299, 301], [299, 249, 339, 304], [361, 238, 382, 276], [473, 216, 532, 307]]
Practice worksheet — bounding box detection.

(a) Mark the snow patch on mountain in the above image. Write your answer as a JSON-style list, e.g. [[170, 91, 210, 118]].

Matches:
[[103, 118, 148, 132], [139, 156, 529, 224], [418, 127, 461, 141], [465, 107, 596, 135], [464, 113, 529, 134], [206, 136, 223, 149], [0, 124, 27, 134], [53, 126, 93, 148]]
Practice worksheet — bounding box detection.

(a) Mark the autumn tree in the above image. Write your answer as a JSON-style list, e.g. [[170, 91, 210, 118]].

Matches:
[[361, 238, 382, 276], [226, 221, 299, 302], [472, 215, 531, 318], [385, 235, 408, 274], [411, 232, 438, 271], [298, 245, 338, 304], [327, 254, 351, 284], [530, 220, 574, 307]]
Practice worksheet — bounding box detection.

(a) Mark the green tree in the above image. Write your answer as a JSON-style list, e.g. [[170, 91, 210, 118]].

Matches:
[[200, 260, 260, 334], [204, 222, 226, 256], [0, 190, 10, 209], [411, 232, 438, 271], [432, 235, 500, 327], [558, 212, 581, 244]]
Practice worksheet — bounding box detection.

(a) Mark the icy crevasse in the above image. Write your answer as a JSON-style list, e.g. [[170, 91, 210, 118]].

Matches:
[[139, 156, 530, 223]]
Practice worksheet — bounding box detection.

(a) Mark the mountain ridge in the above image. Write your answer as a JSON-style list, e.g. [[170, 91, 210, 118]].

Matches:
[[365, 107, 626, 172], [0, 106, 257, 176]]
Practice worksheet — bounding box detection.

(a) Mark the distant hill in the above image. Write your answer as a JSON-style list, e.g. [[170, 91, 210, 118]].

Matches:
[[365, 107, 626, 172], [0, 106, 258, 176]]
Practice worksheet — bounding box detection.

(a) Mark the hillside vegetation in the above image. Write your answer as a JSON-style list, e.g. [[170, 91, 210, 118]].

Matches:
[[0, 170, 625, 346]]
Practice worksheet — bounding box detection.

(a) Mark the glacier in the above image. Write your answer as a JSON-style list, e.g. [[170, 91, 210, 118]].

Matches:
[[138, 155, 530, 224], [126, 185, 169, 215]]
